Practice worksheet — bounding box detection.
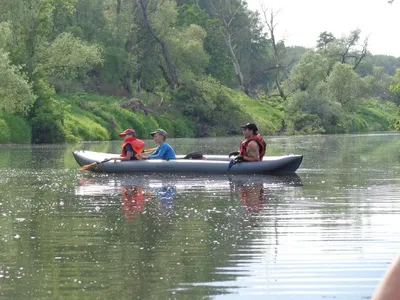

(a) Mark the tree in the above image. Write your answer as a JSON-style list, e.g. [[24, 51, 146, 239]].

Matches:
[[38, 33, 103, 86], [316, 31, 336, 50], [284, 84, 342, 134], [138, 0, 180, 89], [210, 0, 246, 92], [176, 4, 235, 86], [0, 52, 36, 114], [389, 69, 400, 105], [326, 62, 369, 109], [287, 50, 330, 92], [319, 29, 369, 72], [261, 7, 291, 100], [365, 67, 394, 102]]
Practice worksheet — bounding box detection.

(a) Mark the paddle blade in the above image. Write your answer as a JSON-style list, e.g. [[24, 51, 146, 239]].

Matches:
[[143, 147, 157, 154], [79, 162, 97, 171], [228, 159, 235, 171], [79, 158, 112, 171]]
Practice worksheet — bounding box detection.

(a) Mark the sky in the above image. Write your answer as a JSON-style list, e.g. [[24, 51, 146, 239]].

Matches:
[[246, 0, 400, 57]]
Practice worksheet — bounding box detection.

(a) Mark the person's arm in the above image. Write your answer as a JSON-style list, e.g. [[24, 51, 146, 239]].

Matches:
[[372, 254, 400, 300], [148, 143, 168, 159], [242, 141, 260, 161], [111, 145, 135, 161], [138, 146, 159, 160]]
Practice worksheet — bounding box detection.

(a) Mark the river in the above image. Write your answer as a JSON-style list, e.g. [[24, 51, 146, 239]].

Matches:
[[0, 133, 400, 299]]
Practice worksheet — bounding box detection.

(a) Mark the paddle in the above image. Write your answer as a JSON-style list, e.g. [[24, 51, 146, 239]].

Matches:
[[228, 155, 244, 171], [79, 147, 157, 171], [79, 158, 112, 171], [142, 147, 157, 154]]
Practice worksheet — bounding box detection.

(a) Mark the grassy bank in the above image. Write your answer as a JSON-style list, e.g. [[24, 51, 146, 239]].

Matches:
[[0, 90, 398, 144]]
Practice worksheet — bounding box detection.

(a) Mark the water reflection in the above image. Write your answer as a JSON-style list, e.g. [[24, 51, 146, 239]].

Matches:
[[77, 175, 179, 220], [76, 173, 302, 223], [5, 134, 400, 299], [121, 185, 146, 221], [121, 185, 177, 221], [239, 183, 265, 213], [73, 173, 304, 299]]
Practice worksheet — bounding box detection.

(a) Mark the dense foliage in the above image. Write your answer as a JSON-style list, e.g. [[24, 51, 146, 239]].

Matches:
[[0, 0, 400, 143]]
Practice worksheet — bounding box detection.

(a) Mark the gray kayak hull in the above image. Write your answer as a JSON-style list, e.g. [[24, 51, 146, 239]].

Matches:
[[73, 150, 303, 174]]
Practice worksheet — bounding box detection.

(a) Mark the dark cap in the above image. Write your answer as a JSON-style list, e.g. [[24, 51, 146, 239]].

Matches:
[[240, 123, 258, 132], [150, 129, 167, 138], [118, 128, 136, 137]]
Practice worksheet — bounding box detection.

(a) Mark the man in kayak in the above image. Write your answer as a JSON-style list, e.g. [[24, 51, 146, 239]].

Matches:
[[229, 123, 266, 162], [109, 128, 145, 161], [137, 129, 176, 160]]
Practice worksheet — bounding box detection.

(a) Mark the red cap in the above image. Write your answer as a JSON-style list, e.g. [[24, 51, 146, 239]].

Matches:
[[118, 129, 136, 137]]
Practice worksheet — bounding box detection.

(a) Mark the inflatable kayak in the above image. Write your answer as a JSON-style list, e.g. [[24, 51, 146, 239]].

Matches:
[[73, 150, 303, 174]]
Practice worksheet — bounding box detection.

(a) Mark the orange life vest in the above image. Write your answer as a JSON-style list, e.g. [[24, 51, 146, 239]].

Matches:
[[121, 136, 145, 160], [239, 134, 266, 160]]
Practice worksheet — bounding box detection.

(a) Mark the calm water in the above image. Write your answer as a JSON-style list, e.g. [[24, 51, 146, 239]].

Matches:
[[1, 134, 400, 299]]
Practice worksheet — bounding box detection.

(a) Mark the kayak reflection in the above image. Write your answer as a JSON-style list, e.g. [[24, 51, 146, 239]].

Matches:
[[76, 173, 301, 220]]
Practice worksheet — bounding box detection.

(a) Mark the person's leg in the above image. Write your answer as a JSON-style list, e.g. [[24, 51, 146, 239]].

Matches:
[[372, 254, 400, 300]]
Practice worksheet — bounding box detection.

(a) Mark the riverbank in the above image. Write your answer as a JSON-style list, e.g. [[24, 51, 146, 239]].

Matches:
[[0, 90, 398, 144]]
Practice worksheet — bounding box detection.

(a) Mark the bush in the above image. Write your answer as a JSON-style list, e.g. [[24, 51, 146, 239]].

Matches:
[[172, 76, 251, 136], [0, 118, 10, 142], [0, 112, 31, 143]]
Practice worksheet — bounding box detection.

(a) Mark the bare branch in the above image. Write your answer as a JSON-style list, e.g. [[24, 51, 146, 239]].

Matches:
[[210, 0, 246, 93], [261, 4, 286, 100], [353, 35, 369, 70]]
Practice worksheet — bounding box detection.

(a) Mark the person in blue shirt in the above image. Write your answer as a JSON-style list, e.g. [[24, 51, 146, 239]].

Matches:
[[138, 129, 176, 160]]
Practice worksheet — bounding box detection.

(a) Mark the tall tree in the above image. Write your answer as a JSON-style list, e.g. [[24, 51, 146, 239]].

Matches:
[[318, 29, 370, 72], [261, 7, 291, 100], [138, 0, 179, 88], [210, 0, 246, 92], [176, 3, 235, 86], [316, 31, 336, 51], [327, 62, 369, 109], [287, 50, 330, 92]]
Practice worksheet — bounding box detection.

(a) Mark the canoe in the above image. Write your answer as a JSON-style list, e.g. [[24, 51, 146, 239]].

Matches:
[[72, 150, 303, 174]]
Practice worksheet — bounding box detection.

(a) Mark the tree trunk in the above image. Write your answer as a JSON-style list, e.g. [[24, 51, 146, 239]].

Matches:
[[211, 0, 247, 94], [122, 71, 133, 95], [159, 64, 174, 88], [225, 33, 245, 91], [262, 8, 286, 100], [117, 0, 122, 14], [275, 69, 286, 100], [138, 0, 179, 89]]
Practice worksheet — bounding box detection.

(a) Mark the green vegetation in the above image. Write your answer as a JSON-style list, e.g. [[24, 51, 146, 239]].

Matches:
[[1, 0, 400, 144]]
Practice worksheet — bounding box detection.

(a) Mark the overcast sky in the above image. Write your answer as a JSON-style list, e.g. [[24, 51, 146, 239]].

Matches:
[[246, 0, 400, 57]]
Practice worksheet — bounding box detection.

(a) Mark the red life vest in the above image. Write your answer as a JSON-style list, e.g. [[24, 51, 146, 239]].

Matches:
[[239, 134, 266, 160], [121, 136, 145, 160]]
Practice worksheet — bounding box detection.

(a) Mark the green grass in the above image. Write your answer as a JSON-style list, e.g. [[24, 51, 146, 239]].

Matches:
[[1, 90, 397, 144]]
